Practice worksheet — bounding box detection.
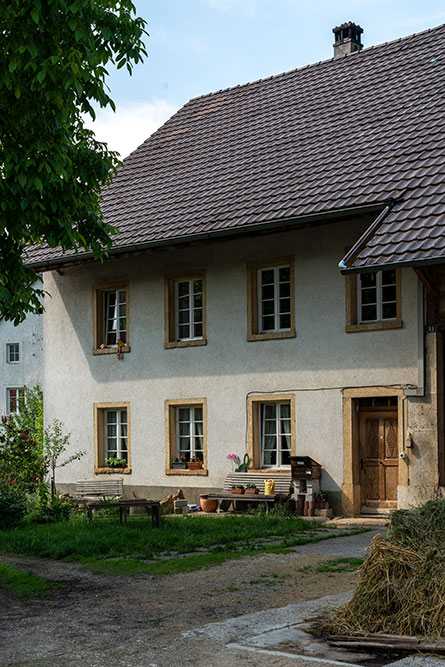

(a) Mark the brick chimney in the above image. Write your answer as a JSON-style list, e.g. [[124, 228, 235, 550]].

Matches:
[[332, 22, 363, 58]]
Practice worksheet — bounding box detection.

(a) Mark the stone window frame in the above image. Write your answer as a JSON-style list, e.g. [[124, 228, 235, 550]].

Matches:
[[94, 402, 132, 474], [6, 343, 20, 364], [165, 398, 208, 475], [247, 257, 296, 341], [6, 387, 24, 414], [247, 394, 296, 470], [93, 283, 130, 355], [164, 271, 207, 349], [345, 269, 402, 333]]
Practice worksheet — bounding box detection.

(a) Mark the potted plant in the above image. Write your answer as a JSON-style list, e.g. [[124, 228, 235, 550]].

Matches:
[[231, 484, 244, 495], [171, 456, 188, 470], [245, 483, 259, 495], [105, 457, 127, 469], [187, 455, 203, 470]]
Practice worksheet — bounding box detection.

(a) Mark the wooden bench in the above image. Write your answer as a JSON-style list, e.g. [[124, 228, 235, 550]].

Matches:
[[85, 499, 161, 528], [74, 478, 124, 501], [208, 471, 292, 513]]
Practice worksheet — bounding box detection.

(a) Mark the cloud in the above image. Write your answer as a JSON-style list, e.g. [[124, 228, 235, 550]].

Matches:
[[84, 99, 178, 158]]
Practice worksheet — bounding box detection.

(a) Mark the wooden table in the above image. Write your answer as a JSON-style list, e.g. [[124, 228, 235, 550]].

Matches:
[[85, 499, 161, 527]]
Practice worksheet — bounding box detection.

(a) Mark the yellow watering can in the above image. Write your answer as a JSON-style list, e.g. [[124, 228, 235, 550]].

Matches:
[[264, 479, 275, 495]]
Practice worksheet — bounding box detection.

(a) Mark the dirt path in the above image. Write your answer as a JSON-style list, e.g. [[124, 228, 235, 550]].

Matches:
[[0, 530, 382, 667]]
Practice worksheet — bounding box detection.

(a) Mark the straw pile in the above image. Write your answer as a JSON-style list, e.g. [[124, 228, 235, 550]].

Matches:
[[328, 499, 445, 638]]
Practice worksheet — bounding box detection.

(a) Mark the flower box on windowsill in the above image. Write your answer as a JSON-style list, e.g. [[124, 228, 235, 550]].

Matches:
[[231, 487, 244, 495], [188, 461, 203, 470], [171, 462, 188, 470], [245, 488, 259, 495]]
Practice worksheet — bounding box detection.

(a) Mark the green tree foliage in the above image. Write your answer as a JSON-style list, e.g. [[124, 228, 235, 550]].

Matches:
[[0, 1, 147, 323]]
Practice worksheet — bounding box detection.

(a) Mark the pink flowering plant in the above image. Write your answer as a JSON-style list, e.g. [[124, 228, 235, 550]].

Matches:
[[227, 453, 240, 470]]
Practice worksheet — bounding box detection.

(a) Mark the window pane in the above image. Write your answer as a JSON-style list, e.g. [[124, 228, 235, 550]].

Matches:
[[382, 270, 396, 285], [382, 286, 396, 302], [179, 437, 190, 451], [264, 419, 276, 435], [194, 437, 203, 452], [280, 419, 291, 434], [361, 288, 376, 305], [193, 280, 202, 293], [261, 284, 275, 300], [193, 293, 202, 307], [279, 314, 291, 330], [279, 298, 290, 314], [118, 304, 126, 317], [281, 434, 291, 450], [262, 301, 275, 315], [107, 425, 117, 438], [107, 291, 116, 306], [193, 308, 202, 323], [178, 295, 190, 309], [178, 310, 189, 324], [179, 422, 190, 436], [360, 272, 376, 288], [194, 407, 203, 421], [361, 305, 377, 321], [279, 282, 290, 298], [194, 323, 203, 338], [264, 404, 276, 419], [280, 403, 290, 419], [178, 282, 189, 297], [263, 450, 276, 466], [279, 267, 290, 282], [106, 411, 117, 423], [281, 449, 291, 465], [261, 269, 274, 285], [263, 435, 276, 450], [178, 408, 190, 421], [261, 316, 275, 331], [382, 303, 397, 320], [178, 325, 190, 339]]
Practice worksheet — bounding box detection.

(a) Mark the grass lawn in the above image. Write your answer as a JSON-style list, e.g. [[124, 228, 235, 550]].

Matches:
[[0, 562, 53, 601], [0, 513, 369, 576]]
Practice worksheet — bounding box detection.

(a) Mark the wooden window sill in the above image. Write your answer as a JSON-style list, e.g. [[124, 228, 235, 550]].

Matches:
[[94, 467, 132, 474], [165, 468, 208, 476], [247, 330, 295, 342], [164, 339, 207, 349], [346, 320, 403, 333], [93, 346, 131, 355]]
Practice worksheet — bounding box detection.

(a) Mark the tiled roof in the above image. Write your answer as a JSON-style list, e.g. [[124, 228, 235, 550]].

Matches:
[[25, 24, 445, 268]]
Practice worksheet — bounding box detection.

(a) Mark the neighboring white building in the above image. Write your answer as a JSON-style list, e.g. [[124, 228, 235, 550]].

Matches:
[[25, 24, 445, 513], [0, 302, 43, 415]]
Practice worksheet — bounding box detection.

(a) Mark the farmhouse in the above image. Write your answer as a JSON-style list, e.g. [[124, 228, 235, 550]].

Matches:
[[25, 23, 445, 514]]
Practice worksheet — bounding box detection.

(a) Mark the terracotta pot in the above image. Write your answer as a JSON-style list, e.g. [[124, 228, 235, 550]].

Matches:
[[200, 495, 217, 513], [231, 488, 244, 494], [187, 461, 203, 470], [244, 488, 259, 495]]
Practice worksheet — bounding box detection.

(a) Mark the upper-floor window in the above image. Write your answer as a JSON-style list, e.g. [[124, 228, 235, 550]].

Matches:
[[165, 272, 207, 348], [6, 343, 20, 364], [345, 269, 402, 333], [247, 257, 295, 341], [359, 270, 397, 323], [93, 284, 130, 354], [7, 388, 24, 413]]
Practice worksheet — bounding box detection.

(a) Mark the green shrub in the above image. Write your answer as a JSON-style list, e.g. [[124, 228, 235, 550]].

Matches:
[[0, 487, 26, 529]]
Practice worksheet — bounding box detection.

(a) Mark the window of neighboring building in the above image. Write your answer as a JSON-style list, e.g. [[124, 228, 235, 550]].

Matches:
[[346, 269, 402, 332], [247, 258, 295, 341], [165, 272, 206, 348], [165, 399, 207, 474], [93, 285, 130, 354], [6, 343, 20, 364], [7, 388, 24, 414], [247, 394, 296, 469], [94, 402, 131, 472]]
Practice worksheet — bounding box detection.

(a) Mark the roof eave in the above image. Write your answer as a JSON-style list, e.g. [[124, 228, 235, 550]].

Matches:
[[341, 254, 445, 275], [26, 202, 386, 272]]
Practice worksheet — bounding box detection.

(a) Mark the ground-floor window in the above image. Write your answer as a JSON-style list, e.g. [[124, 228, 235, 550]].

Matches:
[[165, 399, 207, 473], [6, 387, 24, 414], [94, 402, 131, 471], [248, 394, 296, 469]]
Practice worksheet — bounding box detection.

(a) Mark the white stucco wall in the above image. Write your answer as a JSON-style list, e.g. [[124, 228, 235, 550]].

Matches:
[[42, 218, 419, 502], [0, 297, 43, 414]]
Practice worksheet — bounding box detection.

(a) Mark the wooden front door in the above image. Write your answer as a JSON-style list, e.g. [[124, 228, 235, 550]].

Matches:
[[359, 410, 398, 510]]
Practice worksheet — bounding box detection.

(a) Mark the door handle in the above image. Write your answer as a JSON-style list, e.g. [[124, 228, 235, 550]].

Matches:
[[379, 460, 383, 465]]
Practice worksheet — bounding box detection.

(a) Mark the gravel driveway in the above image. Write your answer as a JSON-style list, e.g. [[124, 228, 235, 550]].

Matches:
[[0, 530, 383, 667]]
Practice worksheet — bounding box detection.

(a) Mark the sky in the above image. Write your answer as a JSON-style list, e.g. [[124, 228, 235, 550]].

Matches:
[[86, 0, 445, 157]]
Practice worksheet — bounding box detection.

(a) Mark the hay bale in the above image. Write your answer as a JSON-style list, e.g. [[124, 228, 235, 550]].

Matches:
[[328, 499, 445, 639]]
